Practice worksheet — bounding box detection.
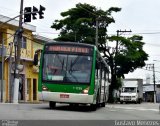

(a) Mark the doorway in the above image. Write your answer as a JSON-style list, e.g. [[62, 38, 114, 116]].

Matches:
[[18, 75, 25, 101], [33, 79, 37, 100]]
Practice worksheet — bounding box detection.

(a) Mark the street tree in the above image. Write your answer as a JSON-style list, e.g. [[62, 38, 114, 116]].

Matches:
[[100, 35, 148, 102], [51, 3, 121, 44], [51, 3, 148, 103]]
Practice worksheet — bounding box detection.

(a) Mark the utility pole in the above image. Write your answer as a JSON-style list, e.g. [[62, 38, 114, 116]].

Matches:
[[12, 0, 24, 103], [145, 64, 156, 103], [115, 30, 132, 75], [115, 30, 132, 53], [153, 64, 156, 103], [1, 39, 4, 102], [95, 18, 98, 48], [9, 42, 13, 103]]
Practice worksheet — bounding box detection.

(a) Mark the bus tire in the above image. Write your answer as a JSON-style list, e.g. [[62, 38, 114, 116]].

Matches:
[[49, 101, 56, 109], [69, 103, 74, 107], [69, 103, 79, 107], [101, 102, 106, 107], [90, 104, 97, 111]]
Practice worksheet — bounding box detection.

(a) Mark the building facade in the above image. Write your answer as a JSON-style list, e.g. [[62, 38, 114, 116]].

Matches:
[[0, 14, 53, 103], [143, 83, 160, 103]]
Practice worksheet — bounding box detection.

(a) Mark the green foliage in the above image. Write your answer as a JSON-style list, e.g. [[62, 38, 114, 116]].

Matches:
[[108, 35, 148, 78], [51, 3, 121, 44]]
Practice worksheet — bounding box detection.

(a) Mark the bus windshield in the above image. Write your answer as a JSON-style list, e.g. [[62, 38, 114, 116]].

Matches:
[[42, 53, 92, 84]]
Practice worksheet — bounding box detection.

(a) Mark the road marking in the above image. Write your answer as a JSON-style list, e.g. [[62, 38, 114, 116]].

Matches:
[[108, 109, 117, 112], [116, 106, 159, 112], [107, 106, 159, 112], [123, 109, 134, 111]]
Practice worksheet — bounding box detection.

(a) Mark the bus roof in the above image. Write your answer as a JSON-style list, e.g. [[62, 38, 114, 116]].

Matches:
[[45, 41, 95, 48]]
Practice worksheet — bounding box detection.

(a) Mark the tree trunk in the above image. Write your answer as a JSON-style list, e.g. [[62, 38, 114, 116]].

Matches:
[[108, 74, 116, 103]]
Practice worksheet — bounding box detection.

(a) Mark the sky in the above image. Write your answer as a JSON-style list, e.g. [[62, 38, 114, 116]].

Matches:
[[1, 0, 160, 83]]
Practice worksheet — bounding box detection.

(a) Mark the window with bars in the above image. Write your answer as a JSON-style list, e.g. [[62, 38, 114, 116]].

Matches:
[[0, 32, 3, 44], [21, 36, 26, 49], [0, 62, 2, 79]]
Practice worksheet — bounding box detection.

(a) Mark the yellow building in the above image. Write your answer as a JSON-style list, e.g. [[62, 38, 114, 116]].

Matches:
[[0, 14, 54, 103]]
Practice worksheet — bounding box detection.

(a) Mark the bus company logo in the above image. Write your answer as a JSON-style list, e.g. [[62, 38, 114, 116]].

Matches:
[[48, 46, 89, 53], [1, 120, 18, 126], [73, 86, 82, 90]]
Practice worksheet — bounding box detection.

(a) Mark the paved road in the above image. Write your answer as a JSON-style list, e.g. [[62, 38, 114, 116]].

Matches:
[[0, 102, 159, 120]]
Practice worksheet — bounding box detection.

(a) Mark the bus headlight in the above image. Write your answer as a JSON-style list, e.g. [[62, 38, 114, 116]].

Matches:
[[82, 87, 90, 94], [42, 85, 49, 91]]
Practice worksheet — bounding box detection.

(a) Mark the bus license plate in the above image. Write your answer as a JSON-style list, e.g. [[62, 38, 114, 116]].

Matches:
[[60, 94, 69, 98]]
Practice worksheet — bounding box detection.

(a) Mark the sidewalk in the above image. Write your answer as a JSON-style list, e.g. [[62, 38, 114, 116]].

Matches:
[[0, 101, 43, 104]]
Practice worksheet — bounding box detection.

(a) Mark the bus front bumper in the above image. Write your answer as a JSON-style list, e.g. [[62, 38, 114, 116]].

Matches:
[[39, 91, 94, 104]]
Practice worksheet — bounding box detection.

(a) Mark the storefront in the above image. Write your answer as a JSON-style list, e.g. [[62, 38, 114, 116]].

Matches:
[[143, 84, 160, 103]]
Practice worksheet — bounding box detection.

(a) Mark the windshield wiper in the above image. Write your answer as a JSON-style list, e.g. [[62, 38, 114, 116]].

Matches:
[[69, 56, 80, 72], [68, 72, 79, 82]]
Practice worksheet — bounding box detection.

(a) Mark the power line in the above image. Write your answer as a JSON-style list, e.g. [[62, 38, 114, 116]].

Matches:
[[136, 31, 160, 35], [144, 43, 160, 47], [78, 4, 98, 17], [108, 31, 160, 35], [141, 68, 160, 74], [1, 31, 50, 45], [35, 31, 58, 34]]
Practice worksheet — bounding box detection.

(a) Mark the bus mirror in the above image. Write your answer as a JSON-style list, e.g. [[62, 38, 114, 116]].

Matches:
[[33, 53, 38, 66]]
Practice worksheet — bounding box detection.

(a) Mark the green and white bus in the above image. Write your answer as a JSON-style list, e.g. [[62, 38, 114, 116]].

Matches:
[[36, 42, 110, 110]]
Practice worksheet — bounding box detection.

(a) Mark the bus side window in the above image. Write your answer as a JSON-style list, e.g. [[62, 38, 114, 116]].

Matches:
[[96, 61, 99, 78], [96, 61, 99, 69]]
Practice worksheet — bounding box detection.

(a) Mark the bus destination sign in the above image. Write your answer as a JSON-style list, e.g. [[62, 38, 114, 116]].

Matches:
[[46, 45, 91, 54]]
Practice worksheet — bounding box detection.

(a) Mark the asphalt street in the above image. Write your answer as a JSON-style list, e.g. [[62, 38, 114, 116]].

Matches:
[[0, 102, 159, 120]]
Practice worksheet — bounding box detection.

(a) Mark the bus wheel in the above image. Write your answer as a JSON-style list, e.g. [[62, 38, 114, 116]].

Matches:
[[101, 102, 106, 107], [49, 101, 56, 109], [90, 104, 97, 111], [69, 103, 74, 107]]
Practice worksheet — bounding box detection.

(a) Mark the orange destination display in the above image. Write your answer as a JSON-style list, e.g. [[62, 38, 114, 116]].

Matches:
[[46, 45, 92, 54]]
